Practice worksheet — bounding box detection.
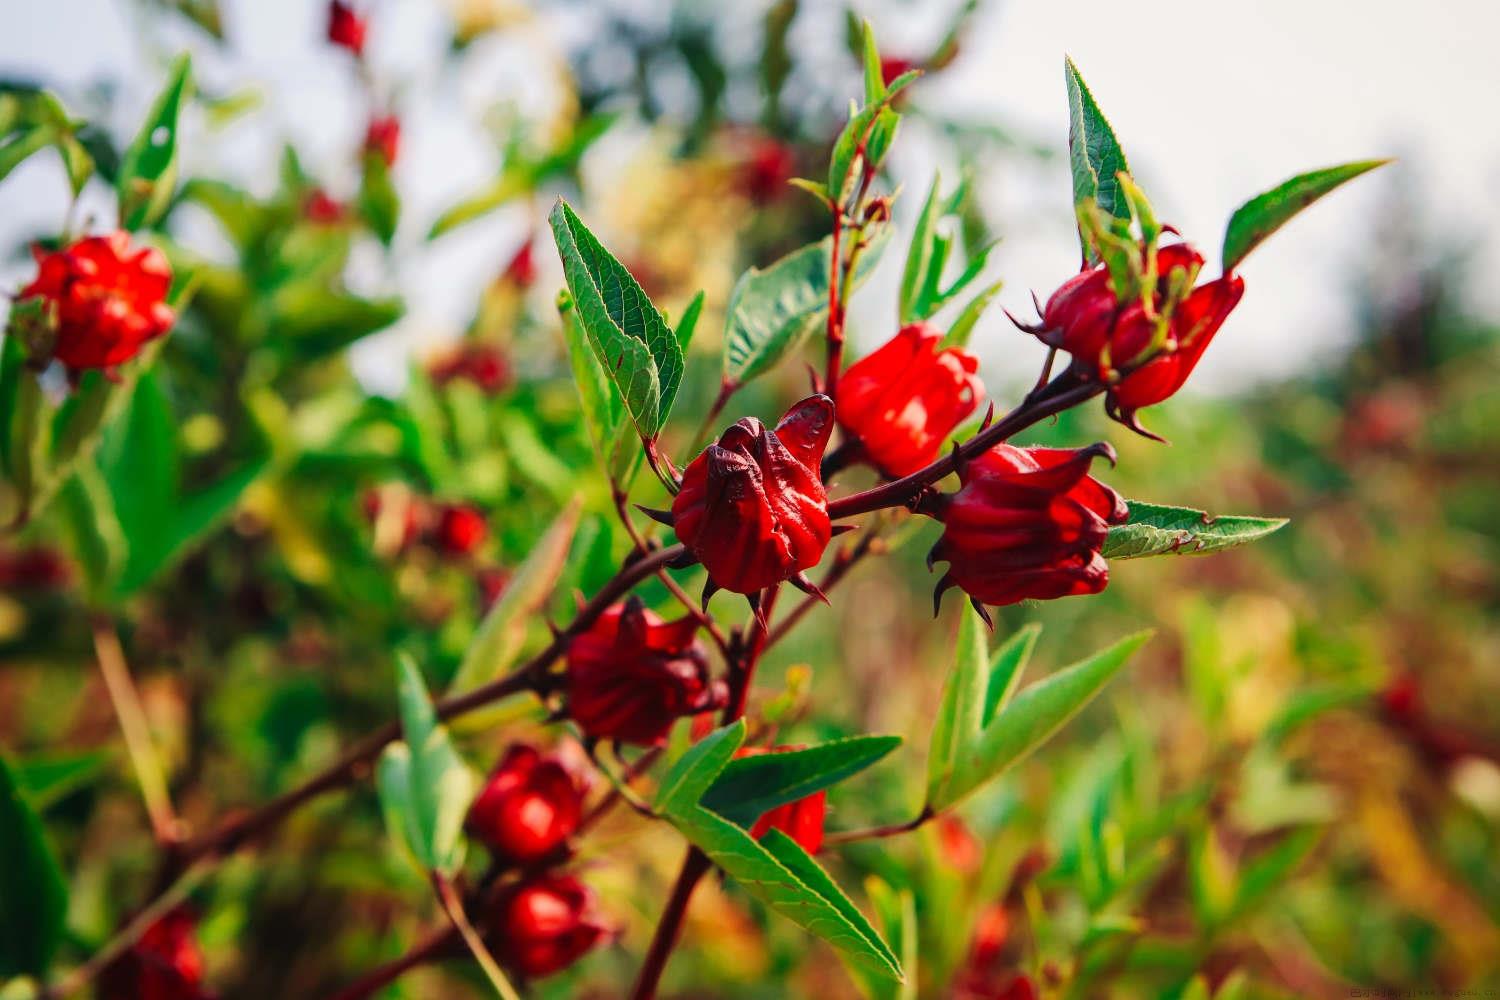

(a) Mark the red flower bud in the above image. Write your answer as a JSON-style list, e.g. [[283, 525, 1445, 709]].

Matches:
[[1108, 273, 1244, 415], [836, 323, 984, 477], [363, 114, 400, 166], [326, 0, 367, 56], [20, 233, 174, 373], [565, 598, 724, 746], [303, 188, 347, 224], [739, 136, 797, 204], [428, 342, 510, 395], [488, 875, 608, 978], [880, 56, 917, 87], [672, 395, 834, 595], [929, 443, 1127, 609], [735, 746, 826, 854], [466, 744, 587, 864], [430, 503, 487, 558], [99, 909, 212, 1000], [503, 239, 538, 287], [476, 566, 510, 612], [0, 545, 72, 591]]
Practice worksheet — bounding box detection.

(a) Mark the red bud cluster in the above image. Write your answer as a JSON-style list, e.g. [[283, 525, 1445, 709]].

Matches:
[[467, 744, 587, 865], [98, 909, 213, 1000], [303, 188, 347, 224], [20, 233, 174, 373]]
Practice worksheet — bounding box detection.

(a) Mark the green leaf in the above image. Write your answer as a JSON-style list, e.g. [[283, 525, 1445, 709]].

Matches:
[[358, 153, 400, 246], [268, 285, 403, 362], [1228, 825, 1320, 921], [654, 719, 746, 816], [899, 174, 997, 324], [850, 877, 917, 1000], [931, 631, 1151, 811], [117, 53, 192, 230], [859, 20, 885, 105], [449, 499, 580, 693], [379, 654, 475, 875], [722, 224, 890, 386], [926, 609, 989, 805], [0, 125, 59, 183], [0, 756, 68, 978], [674, 290, 705, 354], [548, 200, 682, 439], [983, 622, 1041, 726], [671, 805, 903, 982], [1101, 501, 1289, 560], [557, 291, 632, 481], [1064, 57, 1130, 239], [13, 750, 109, 812], [699, 735, 901, 828], [1221, 160, 1389, 273]]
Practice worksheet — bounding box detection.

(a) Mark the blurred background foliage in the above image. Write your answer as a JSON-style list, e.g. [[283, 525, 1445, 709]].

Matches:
[[1, 1, 1497, 998]]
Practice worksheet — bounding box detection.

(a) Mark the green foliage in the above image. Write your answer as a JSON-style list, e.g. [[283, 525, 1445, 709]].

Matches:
[[899, 173, 997, 324], [0, 756, 67, 978], [118, 54, 192, 230], [699, 734, 901, 828], [0, 88, 93, 193], [1064, 57, 1130, 256], [1102, 501, 1288, 559], [358, 153, 400, 246], [1221, 159, 1391, 272]]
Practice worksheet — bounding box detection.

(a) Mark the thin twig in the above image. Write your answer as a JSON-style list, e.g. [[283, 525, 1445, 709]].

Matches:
[[326, 925, 459, 1000], [433, 873, 522, 1000], [822, 806, 933, 847]]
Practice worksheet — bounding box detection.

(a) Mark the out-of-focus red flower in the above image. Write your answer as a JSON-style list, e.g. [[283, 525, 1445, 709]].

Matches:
[[1380, 673, 1422, 722], [1030, 241, 1244, 426], [467, 744, 587, 864], [739, 136, 797, 204], [430, 503, 487, 558], [836, 323, 984, 477], [672, 395, 835, 596], [929, 443, 1127, 609], [956, 971, 1037, 1000], [503, 239, 538, 287], [19, 232, 174, 372], [880, 56, 918, 87], [968, 903, 1010, 968], [487, 875, 608, 978], [735, 746, 827, 854], [476, 567, 510, 612], [428, 342, 510, 395], [565, 598, 724, 746], [326, 0, 367, 56], [937, 814, 982, 874], [0, 545, 72, 591], [98, 909, 213, 1000], [363, 114, 400, 166], [303, 188, 347, 224]]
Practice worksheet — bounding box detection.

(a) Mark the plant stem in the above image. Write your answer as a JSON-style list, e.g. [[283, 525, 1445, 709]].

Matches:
[[327, 925, 459, 1000], [766, 529, 876, 649], [822, 806, 933, 847], [433, 873, 522, 1000], [91, 614, 181, 846], [628, 848, 713, 1000]]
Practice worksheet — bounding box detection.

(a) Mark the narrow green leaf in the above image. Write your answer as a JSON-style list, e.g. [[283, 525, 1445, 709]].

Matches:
[[1221, 159, 1390, 273], [1101, 501, 1288, 560], [358, 153, 400, 246], [852, 877, 917, 1000], [899, 174, 996, 324], [700, 735, 900, 828], [935, 631, 1151, 810], [13, 750, 110, 812], [1228, 826, 1320, 921], [1064, 57, 1130, 233], [671, 805, 903, 982], [982, 622, 1041, 726], [117, 53, 192, 230], [675, 290, 705, 354], [654, 719, 746, 816], [0, 756, 68, 978], [722, 224, 890, 386], [549, 200, 682, 438], [557, 292, 625, 474], [859, 20, 885, 105], [925, 609, 989, 804], [0, 125, 58, 183], [450, 499, 580, 693], [385, 654, 474, 875]]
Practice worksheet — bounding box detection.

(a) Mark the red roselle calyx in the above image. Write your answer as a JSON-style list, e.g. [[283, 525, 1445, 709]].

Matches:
[[98, 909, 213, 1000], [326, 0, 367, 56], [430, 503, 488, 558], [564, 597, 725, 746], [672, 395, 835, 598], [1028, 240, 1245, 430], [19, 232, 174, 373], [466, 744, 586, 864], [736, 747, 827, 854], [503, 239, 538, 287], [487, 875, 608, 978], [739, 135, 797, 204], [303, 189, 346, 224], [363, 114, 400, 166], [836, 323, 984, 477], [928, 443, 1127, 614], [428, 342, 510, 395], [0, 545, 72, 591]]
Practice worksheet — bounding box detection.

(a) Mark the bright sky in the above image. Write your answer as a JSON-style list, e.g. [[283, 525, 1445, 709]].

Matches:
[[3, 0, 1498, 393]]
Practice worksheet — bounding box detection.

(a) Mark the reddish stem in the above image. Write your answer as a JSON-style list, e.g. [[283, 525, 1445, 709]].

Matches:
[[628, 848, 714, 1000], [327, 925, 459, 1000]]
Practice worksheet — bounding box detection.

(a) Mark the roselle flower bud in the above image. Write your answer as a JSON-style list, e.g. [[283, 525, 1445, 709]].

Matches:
[[430, 503, 487, 558], [1107, 271, 1245, 417], [488, 875, 609, 978], [466, 744, 586, 864], [476, 566, 510, 612], [0, 545, 71, 591], [303, 188, 346, 224], [672, 395, 835, 596], [565, 598, 724, 746], [98, 909, 213, 1000], [326, 0, 367, 56], [363, 114, 400, 166], [929, 443, 1127, 612], [836, 323, 984, 477], [502, 239, 538, 287], [428, 342, 510, 395], [19, 233, 174, 373], [739, 135, 797, 204], [736, 747, 827, 854]]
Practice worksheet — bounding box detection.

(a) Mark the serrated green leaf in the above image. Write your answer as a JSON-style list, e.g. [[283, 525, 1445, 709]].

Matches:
[[1101, 501, 1288, 560], [933, 631, 1150, 810], [700, 735, 900, 828], [655, 719, 746, 816], [0, 756, 67, 978], [549, 200, 682, 439], [382, 654, 474, 875], [117, 53, 192, 230], [1221, 159, 1389, 273], [1064, 57, 1130, 246], [671, 805, 903, 982], [722, 224, 890, 386], [983, 622, 1041, 726], [449, 499, 580, 693]]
